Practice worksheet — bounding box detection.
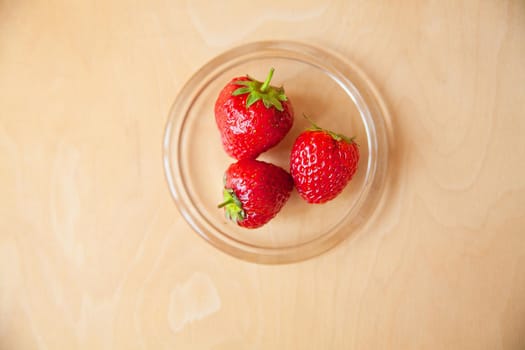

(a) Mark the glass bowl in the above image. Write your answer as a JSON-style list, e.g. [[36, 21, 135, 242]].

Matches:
[[163, 41, 389, 264]]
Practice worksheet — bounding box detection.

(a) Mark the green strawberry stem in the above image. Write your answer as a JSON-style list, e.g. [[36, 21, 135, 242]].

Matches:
[[217, 198, 234, 208], [303, 114, 356, 144], [232, 68, 288, 111], [303, 114, 323, 130], [218, 188, 246, 223], [260, 68, 274, 93]]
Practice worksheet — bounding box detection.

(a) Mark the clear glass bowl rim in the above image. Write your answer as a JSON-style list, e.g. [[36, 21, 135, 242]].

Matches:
[[163, 40, 389, 264]]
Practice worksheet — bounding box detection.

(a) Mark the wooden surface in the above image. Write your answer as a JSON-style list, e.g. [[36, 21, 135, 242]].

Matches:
[[1, 1, 525, 349]]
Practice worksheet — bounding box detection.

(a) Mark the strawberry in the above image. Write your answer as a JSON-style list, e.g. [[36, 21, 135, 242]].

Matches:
[[214, 68, 294, 160], [290, 118, 359, 204], [218, 159, 293, 229]]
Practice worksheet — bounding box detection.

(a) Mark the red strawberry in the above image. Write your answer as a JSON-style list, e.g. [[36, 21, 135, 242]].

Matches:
[[218, 159, 293, 229], [290, 118, 359, 204], [215, 68, 294, 160]]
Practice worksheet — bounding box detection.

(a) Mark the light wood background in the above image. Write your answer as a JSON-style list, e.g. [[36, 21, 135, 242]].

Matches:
[[1, 0, 525, 349]]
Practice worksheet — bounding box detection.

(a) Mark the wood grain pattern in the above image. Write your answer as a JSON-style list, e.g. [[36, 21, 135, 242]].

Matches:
[[1, 0, 524, 349]]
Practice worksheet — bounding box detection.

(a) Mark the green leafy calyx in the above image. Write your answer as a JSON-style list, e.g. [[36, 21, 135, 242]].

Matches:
[[232, 68, 287, 111], [218, 188, 246, 223], [304, 114, 356, 144]]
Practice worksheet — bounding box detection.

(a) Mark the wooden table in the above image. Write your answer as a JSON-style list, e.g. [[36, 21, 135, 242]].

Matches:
[[2, 1, 524, 348]]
